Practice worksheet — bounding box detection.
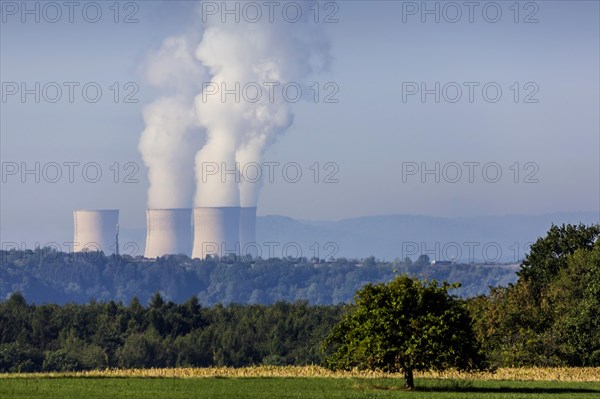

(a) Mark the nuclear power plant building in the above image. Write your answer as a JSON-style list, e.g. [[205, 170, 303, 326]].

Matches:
[[73, 209, 119, 254], [239, 207, 257, 249], [144, 208, 192, 258], [192, 207, 241, 259], [72, 205, 256, 259]]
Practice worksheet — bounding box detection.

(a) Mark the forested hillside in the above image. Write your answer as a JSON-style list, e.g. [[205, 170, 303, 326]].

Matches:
[[0, 251, 517, 305]]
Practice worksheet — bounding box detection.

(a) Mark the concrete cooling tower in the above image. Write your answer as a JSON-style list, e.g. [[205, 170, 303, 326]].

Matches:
[[192, 207, 240, 259], [73, 210, 119, 254], [144, 208, 192, 258], [239, 207, 257, 250]]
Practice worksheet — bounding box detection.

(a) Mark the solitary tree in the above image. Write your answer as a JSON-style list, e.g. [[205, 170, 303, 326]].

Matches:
[[322, 275, 484, 389]]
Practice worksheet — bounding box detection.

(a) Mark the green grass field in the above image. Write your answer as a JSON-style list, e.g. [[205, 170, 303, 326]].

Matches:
[[1, 377, 600, 399]]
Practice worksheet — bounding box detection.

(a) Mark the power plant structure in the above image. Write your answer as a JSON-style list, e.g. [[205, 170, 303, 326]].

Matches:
[[73, 206, 256, 259], [144, 208, 192, 258], [192, 207, 241, 259], [239, 207, 257, 249], [73, 210, 119, 254]]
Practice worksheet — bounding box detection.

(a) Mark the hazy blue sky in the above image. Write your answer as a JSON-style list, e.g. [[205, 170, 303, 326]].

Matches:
[[1, 1, 599, 247]]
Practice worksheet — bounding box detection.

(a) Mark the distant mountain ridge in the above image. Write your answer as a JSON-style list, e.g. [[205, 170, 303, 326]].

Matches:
[[255, 211, 600, 262]]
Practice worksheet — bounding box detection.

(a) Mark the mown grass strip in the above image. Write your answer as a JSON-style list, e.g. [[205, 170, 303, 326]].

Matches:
[[1, 377, 599, 399]]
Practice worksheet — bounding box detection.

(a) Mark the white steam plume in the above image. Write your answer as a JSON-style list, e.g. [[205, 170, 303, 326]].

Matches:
[[139, 36, 207, 209], [193, 5, 332, 208]]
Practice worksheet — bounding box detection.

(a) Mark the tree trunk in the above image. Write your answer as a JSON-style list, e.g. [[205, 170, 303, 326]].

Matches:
[[403, 367, 414, 390]]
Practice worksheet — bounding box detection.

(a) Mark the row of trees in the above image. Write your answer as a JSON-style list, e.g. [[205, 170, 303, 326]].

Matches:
[[0, 296, 342, 372]]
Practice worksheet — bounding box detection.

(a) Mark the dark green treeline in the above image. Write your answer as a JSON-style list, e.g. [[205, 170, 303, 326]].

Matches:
[[0, 294, 343, 372]]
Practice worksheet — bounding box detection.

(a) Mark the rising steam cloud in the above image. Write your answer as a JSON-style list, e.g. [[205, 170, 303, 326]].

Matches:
[[140, 3, 332, 209], [139, 36, 206, 209], [139, 96, 200, 209]]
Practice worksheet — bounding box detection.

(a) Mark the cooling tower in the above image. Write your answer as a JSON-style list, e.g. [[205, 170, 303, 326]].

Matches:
[[73, 210, 119, 254], [144, 208, 192, 258], [192, 207, 240, 259], [239, 207, 257, 250]]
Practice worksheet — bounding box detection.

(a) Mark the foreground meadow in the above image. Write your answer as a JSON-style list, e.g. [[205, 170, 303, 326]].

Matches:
[[1, 367, 599, 399]]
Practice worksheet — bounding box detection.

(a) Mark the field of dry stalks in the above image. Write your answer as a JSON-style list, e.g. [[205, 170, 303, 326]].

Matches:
[[2, 366, 599, 382]]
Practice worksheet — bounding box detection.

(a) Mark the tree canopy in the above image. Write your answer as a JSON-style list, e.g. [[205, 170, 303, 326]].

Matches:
[[518, 223, 600, 295], [323, 275, 484, 389], [469, 223, 600, 366], [0, 296, 342, 372]]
